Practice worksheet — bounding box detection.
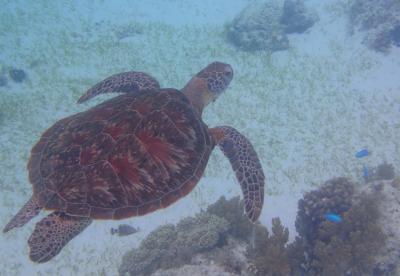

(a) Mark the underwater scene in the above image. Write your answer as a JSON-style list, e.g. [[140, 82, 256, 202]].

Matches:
[[1, 0, 400, 275]]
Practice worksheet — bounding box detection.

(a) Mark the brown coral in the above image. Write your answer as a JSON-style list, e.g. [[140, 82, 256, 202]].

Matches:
[[207, 196, 254, 242], [119, 177, 391, 276], [364, 162, 395, 183], [310, 194, 385, 275], [247, 218, 291, 276], [375, 162, 395, 180], [295, 177, 354, 243], [293, 178, 386, 275], [118, 213, 229, 276]]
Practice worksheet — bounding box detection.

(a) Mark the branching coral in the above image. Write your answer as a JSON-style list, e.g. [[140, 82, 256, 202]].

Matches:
[[247, 218, 291, 276]]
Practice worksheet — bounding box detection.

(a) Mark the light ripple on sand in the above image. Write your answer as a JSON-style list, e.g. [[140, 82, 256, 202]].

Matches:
[[0, 0, 399, 274]]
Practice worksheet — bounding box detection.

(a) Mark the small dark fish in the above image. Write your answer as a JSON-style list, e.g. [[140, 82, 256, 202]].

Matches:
[[355, 149, 369, 158], [324, 213, 342, 223], [111, 224, 140, 236]]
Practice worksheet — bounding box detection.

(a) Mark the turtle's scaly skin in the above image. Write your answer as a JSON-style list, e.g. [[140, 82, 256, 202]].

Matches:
[[77, 71, 160, 103], [210, 126, 264, 222], [30, 89, 212, 219], [28, 211, 92, 263]]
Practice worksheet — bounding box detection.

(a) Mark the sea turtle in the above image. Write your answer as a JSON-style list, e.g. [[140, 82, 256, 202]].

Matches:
[[3, 62, 265, 263]]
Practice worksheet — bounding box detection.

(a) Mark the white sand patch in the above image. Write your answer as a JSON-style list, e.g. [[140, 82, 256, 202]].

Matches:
[[0, 0, 399, 274]]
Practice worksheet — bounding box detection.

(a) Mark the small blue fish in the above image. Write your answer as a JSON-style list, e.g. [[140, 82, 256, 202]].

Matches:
[[355, 149, 370, 158], [362, 165, 369, 178], [324, 213, 342, 223]]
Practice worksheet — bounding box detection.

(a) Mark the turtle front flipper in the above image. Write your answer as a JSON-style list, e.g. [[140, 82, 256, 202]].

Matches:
[[210, 126, 265, 222], [3, 196, 42, 233], [28, 211, 92, 263], [77, 71, 160, 103]]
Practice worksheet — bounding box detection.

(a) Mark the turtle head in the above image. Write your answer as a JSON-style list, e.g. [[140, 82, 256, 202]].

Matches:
[[195, 61, 233, 98], [182, 61, 233, 114]]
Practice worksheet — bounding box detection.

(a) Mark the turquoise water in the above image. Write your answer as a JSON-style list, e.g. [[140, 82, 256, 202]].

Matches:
[[1, 0, 399, 275]]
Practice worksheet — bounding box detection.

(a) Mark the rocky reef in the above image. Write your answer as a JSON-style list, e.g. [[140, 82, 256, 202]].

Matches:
[[119, 164, 399, 276], [349, 0, 400, 52], [226, 0, 288, 52], [226, 0, 317, 52], [280, 0, 318, 34]]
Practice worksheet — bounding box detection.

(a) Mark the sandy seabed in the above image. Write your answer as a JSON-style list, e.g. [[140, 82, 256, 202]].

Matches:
[[0, 0, 399, 275]]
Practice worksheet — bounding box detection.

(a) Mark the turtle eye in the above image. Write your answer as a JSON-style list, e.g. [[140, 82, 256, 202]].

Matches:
[[224, 71, 231, 77], [222, 66, 233, 81]]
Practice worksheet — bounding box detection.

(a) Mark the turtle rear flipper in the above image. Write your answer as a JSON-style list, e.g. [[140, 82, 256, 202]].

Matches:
[[210, 126, 265, 222], [77, 71, 160, 103], [28, 211, 92, 263], [3, 196, 42, 233]]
